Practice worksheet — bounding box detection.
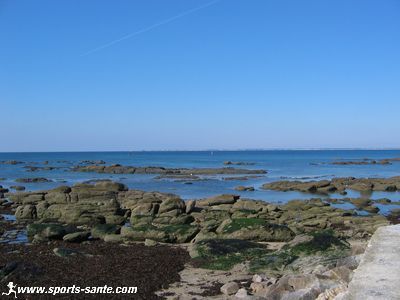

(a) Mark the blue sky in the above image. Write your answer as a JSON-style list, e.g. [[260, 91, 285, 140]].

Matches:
[[1, 0, 399, 151]]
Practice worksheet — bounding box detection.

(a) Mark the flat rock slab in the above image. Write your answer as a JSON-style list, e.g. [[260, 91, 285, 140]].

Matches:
[[345, 224, 400, 300]]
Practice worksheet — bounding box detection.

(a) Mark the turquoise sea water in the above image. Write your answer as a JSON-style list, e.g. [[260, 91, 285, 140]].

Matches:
[[1, 150, 400, 213]]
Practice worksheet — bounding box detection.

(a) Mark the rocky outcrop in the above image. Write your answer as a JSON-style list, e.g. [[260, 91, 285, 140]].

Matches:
[[216, 218, 295, 242], [223, 161, 255, 166], [72, 164, 267, 175], [162, 231, 362, 299], [223, 175, 264, 181], [331, 158, 400, 166], [332, 159, 392, 165], [10, 185, 26, 191], [8, 181, 390, 247], [79, 160, 106, 165], [6, 180, 397, 300], [15, 177, 53, 183], [9, 181, 126, 225], [24, 166, 60, 172], [0, 160, 24, 165], [235, 186, 255, 191], [262, 176, 400, 193]]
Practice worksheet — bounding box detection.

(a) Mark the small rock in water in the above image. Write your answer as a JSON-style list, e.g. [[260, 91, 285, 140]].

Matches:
[[235, 186, 255, 192], [10, 185, 26, 191], [220, 282, 239, 295]]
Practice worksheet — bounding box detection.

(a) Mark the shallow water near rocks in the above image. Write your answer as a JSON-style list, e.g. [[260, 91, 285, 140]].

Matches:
[[0, 229, 28, 244], [1, 213, 16, 221], [1, 150, 400, 207], [0, 214, 28, 244]]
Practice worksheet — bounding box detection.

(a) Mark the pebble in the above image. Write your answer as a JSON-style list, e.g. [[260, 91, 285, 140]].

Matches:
[[235, 288, 248, 298], [252, 274, 267, 283], [220, 282, 239, 295]]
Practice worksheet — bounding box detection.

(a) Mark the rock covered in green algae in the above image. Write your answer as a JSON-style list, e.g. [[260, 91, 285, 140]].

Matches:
[[9, 180, 392, 250], [189, 239, 269, 270], [15, 204, 37, 219], [191, 230, 351, 275], [27, 223, 67, 239], [90, 223, 120, 239], [121, 223, 199, 243], [26, 223, 80, 242], [216, 218, 295, 242], [63, 231, 90, 243], [10, 181, 128, 225]]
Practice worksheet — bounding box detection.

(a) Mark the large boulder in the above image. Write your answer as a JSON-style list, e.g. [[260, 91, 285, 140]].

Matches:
[[15, 205, 37, 220], [232, 199, 269, 212], [120, 225, 169, 242], [26, 223, 67, 240], [63, 231, 90, 243], [91, 224, 120, 239], [131, 203, 159, 217], [158, 197, 186, 215], [196, 194, 240, 207]]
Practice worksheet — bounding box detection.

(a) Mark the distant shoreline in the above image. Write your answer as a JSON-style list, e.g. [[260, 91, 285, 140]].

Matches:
[[1, 148, 400, 154]]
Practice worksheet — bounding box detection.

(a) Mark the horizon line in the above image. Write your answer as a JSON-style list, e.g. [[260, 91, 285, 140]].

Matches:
[[1, 147, 400, 153]]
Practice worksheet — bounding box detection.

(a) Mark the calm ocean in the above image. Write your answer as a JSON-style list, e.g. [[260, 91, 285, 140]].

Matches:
[[1, 150, 400, 214]]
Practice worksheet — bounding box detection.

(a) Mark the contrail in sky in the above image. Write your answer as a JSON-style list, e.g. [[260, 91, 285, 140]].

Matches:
[[81, 0, 221, 56]]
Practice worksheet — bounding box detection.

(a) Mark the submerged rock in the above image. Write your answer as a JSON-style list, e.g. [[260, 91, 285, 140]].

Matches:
[[262, 176, 400, 193], [73, 164, 267, 175], [223, 161, 255, 166], [235, 186, 255, 192], [15, 177, 53, 183], [332, 159, 392, 165], [0, 160, 24, 165], [10, 185, 25, 191]]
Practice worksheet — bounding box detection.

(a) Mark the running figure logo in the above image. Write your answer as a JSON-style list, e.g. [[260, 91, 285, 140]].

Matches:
[[2, 282, 17, 298]]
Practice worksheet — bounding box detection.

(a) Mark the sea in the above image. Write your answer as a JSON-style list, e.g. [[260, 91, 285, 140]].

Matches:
[[1, 150, 400, 215]]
